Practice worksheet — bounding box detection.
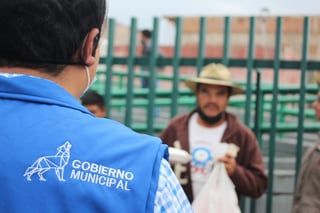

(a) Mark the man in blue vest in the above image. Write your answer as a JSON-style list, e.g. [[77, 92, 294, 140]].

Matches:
[[0, 0, 192, 212]]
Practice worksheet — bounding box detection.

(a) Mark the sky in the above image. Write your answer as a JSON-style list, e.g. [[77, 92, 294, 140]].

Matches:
[[108, 0, 320, 27], [106, 0, 320, 45]]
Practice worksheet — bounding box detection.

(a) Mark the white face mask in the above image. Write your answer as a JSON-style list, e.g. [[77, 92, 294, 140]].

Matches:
[[82, 66, 97, 95]]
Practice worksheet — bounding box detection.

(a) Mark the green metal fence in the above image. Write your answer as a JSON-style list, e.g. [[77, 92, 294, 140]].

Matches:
[[93, 16, 320, 213]]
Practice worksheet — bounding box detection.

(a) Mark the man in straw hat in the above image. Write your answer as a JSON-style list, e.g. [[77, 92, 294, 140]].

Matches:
[[160, 63, 268, 203]]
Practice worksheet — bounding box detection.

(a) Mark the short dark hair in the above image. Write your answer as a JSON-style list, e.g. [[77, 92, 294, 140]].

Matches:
[[141, 29, 152, 38], [81, 90, 105, 109], [0, 0, 106, 74]]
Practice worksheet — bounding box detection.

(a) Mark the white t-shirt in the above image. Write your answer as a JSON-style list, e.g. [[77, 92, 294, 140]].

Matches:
[[188, 113, 227, 198]]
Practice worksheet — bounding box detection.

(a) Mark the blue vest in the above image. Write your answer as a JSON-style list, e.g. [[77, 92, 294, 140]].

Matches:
[[0, 74, 168, 213]]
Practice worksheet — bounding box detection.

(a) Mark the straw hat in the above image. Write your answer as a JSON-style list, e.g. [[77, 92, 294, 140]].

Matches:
[[185, 63, 244, 96]]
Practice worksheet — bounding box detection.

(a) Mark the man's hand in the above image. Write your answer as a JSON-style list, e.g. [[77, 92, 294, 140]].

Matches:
[[218, 153, 237, 176]]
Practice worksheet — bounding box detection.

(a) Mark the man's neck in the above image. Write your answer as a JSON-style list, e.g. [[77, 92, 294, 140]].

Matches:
[[0, 66, 87, 98]]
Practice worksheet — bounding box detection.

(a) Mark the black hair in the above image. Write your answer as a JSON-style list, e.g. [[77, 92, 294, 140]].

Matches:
[[81, 90, 105, 108], [141, 29, 152, 38], [0, 0, 106, 74]]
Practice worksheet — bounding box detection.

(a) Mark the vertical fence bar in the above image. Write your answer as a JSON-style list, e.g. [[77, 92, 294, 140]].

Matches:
[[222, 17, 231, 66], [146, 17, 160, 135], [124, 18, 137, 127], [245, 17, 256, 125], [105, 18, 115, 118], [294, 17, 310, 184], [170, 17, 182, 118], [256, 79, 264, 146], [266, 17, 282, 213], [253, 69, 263, 148], [196, 17, 207, 75], [252, 69, 262, 213], [246, 17, 257, 213]]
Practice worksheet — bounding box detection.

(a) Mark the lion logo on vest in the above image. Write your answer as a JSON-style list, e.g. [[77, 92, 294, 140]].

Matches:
[[24, 141, 72, 182]]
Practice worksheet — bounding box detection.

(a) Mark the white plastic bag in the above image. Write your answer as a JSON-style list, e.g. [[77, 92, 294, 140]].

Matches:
[[192, 162, 241, 213], [168, 147, 192, 164]]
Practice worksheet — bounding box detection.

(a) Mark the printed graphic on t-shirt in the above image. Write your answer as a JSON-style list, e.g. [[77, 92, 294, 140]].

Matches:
[[190, 142, 216, 197], [192, 147, 213, 174]]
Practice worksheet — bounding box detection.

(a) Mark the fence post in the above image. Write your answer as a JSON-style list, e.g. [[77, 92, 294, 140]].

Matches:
[[295, 17, 310, 185], [246, 17, 258, 213], [124, 17, 137, 127], [146, 17, 160, 135], [170, 17, 183, 118], [196, 17, 207, 75], [266, 17, 283, 213], [105, 18, 115, 118], [222, 17, 231, 66]]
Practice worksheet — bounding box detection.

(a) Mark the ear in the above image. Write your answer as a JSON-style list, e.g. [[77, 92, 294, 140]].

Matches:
[[81, 28, 100, 66]]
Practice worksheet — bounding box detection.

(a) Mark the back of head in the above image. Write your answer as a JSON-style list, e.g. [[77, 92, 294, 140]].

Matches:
[[141, 29, 152, 39], [0, 0, 106, 73]]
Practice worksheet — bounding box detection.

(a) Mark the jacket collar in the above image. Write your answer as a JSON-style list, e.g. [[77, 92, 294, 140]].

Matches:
[[0, 73, 92, 115]]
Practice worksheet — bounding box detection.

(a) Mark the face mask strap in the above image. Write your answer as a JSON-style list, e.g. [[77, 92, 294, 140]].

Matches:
[[84, 65, 91, 90]]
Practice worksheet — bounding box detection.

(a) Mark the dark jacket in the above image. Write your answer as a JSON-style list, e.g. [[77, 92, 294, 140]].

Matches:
[[292, 142, 320, 213]]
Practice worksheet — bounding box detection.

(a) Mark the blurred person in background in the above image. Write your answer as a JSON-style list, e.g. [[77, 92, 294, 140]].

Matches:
[[292, 88, 320, 213], [140, 29, 165, 118], [140, 29, 165, 89], [81, 90, 107, 118]]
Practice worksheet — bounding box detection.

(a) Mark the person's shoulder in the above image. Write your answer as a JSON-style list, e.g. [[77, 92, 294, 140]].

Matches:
[[226, 112, 255, 135], [303, 141, 320, 159], [87, 116, 131, 130], [83, 117, 164, 154], [77, 115, 133, 137], [226, 112, 249, 127], [95, 118, 151, 137]]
